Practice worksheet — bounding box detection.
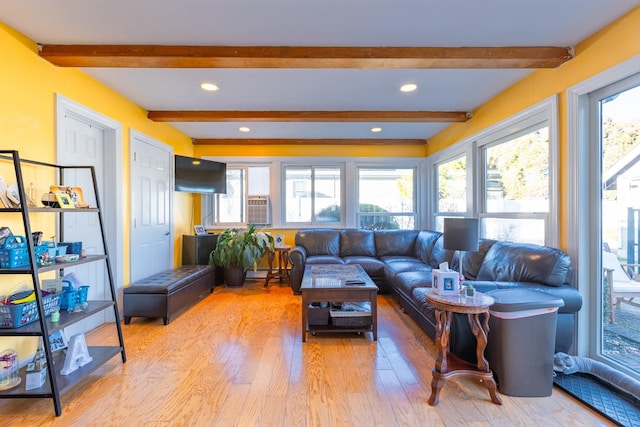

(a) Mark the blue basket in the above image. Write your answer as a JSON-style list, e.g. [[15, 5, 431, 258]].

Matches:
[[0, 235, 48, 268], [59, 285, 90, 311], [0, 292, 61, 328]]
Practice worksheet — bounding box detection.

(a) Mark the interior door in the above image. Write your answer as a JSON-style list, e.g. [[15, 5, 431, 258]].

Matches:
[[57, 115, 108, 332], [130, 133, 172, 282]]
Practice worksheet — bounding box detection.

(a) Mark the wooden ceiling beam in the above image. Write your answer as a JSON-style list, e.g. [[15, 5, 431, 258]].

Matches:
[[192, 138, 428, 146], [148, 110, 471, 123], [39, 45, 573, 69]]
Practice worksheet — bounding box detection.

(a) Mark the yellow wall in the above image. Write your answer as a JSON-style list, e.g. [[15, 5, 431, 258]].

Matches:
[[0, 22, 195, 358], [0, 22, 198, 265], [427, 7, 640, 250], [194, 143, 428, 158]]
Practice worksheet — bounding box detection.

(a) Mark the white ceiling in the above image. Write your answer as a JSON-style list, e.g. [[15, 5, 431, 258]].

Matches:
[[2, 0, 639, 142]]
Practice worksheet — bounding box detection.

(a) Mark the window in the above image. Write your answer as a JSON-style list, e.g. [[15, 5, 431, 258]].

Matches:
[[203, 157, 424, 229], [216, 167, 245, 223], [208, 165, 270, 225], [480, 125, 550, 244], [429, 96, 558, 246], [357, 167, 416, 230], [284, 165, 342, 225], [433, 155, 467, 231]]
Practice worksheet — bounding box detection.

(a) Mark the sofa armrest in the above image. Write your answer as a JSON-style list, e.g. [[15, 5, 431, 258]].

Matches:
[[289, 246, 307, 294]]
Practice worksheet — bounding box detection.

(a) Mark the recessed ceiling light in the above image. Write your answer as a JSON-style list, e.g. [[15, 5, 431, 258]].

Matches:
[[200, 82, 219, 91], [371, 127, 382, 133], [400, 83, 417, 92], [239, 126, 250, 132]]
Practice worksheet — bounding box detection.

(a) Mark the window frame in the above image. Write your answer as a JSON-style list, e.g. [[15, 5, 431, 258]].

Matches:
[[356, 166, 418, 230], [202, 156, 426, 229], [428, 95, 559, 246], [432, 146, 474, 231], [282, 163, 345, 227]]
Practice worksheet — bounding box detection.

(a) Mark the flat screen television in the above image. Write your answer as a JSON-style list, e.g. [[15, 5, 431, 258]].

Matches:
[[174, 155, 227, 194]]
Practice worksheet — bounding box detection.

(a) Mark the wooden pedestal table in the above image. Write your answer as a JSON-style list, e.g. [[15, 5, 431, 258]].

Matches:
[[425, 289, 502, 406], [265, 245, 291, 287]]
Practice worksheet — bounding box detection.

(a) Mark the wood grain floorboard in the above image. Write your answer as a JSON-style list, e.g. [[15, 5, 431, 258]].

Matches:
[[0, 280, 616, 426]]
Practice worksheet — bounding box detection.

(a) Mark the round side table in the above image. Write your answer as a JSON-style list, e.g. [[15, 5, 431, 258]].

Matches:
[[425, 289, 502, 406]]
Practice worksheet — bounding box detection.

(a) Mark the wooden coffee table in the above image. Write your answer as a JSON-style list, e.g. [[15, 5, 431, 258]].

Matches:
[[425, 289, 502, 406], [300, 264, 378, 342]]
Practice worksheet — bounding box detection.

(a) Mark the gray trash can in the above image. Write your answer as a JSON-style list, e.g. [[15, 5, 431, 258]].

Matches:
[[486, 289, 564, 397]]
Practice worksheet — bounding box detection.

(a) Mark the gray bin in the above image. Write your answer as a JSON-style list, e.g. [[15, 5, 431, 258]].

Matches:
[[486, 289, 564, 397]]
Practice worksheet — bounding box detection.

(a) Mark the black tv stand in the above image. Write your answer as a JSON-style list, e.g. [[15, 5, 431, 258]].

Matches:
[[182, 234, 223, 285]]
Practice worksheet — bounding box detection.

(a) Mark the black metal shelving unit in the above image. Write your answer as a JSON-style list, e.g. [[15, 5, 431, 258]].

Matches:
[[0, 150, 126, 416]]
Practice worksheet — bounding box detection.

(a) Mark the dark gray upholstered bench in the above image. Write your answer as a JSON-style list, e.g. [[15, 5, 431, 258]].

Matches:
[[123, 265, 215, 325]]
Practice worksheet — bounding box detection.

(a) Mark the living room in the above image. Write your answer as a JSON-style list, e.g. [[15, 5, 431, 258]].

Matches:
[[1, 1, 640, 424]]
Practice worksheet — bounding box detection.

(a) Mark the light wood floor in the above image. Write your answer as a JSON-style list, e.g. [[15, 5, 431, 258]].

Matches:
[[1, 280, 614, 426]]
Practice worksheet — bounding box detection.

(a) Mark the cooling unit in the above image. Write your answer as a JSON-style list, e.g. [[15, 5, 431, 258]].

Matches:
[[247, 195, 270, 225]]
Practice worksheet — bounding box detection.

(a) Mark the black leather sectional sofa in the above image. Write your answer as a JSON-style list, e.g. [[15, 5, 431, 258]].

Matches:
[[289, 228, 582, 355]]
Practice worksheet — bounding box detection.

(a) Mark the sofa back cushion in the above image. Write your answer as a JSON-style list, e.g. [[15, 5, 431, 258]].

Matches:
[[374, 230, 419, 257], [295, 229, 340, 257], [414, 230, 442, 263], [340, 229, 376, 257], [459, 239, 496, 280], [428, 235, 455, 267], [476, 241, 572, 287]]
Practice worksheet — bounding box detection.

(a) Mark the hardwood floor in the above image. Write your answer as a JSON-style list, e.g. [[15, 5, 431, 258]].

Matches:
[[1, 280, 614, 426]]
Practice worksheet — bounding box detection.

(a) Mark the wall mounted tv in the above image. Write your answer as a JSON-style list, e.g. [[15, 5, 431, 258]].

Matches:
[[174, 155, 227, 194]]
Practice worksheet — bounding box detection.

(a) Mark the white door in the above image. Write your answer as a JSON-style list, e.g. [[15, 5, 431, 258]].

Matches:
[[130, 132, 172, 282], [57, 116, 108, 332]]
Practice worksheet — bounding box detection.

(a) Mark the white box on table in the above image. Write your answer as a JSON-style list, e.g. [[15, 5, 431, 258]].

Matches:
[[432, 269, 460, 295]]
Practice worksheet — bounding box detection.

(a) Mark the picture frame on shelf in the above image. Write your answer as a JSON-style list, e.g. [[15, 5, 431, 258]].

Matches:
[[194, 225, 207, 235], [49, 330, 67, 352], [42, 278, 63, 294], [54, 192, 73, 209]]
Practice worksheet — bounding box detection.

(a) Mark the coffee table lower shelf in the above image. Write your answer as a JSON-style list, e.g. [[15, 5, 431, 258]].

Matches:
[[306, 323, 374, 337]]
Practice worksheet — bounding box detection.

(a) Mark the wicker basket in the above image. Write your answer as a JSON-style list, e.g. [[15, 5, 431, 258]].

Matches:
[[331, 314, 372, 327], [330, 301, 372, 327]]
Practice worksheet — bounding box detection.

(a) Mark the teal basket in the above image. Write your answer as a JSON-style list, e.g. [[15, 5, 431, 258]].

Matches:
[[0, 291, 61, 328], [59, 285, 90, 311], [0, 235, 48, 268]]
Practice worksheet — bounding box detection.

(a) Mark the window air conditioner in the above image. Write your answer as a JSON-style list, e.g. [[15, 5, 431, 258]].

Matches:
[[247, 195, 270, 225]]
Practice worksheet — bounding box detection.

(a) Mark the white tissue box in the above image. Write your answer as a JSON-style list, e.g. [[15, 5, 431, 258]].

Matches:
[[432, 269, 460, 295]]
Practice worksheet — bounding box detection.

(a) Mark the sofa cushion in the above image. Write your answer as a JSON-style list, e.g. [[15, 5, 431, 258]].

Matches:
[[392, 270, 434, 298], [374, 230, 419, 257], [295, 229, 340, 257], [344, 256, 385, 277], [340, 229, 376, 257], [453, 239, 496, 280], [415, 230, 442, 264], [384, 259, 432, 282], [411, 288, 437, 323], [428, 235, 455, 268], [306, 255, 344, 265], [476, 241, 572, 287]]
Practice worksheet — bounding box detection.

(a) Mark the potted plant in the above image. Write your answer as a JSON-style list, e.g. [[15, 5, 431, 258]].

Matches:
[[209, 224, 274, 287]]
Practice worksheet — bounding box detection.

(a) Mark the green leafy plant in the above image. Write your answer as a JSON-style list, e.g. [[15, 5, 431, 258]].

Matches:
[[209, 224, 275, 271]]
